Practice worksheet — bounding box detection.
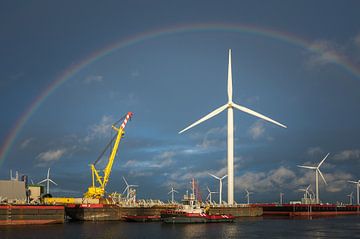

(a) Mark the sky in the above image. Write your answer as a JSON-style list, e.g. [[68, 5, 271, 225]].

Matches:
[[1, 0, 360, 204]]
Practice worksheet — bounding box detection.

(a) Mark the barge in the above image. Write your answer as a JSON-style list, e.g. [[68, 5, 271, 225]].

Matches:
[[260, 203, 360, 217], [0, 204, 64, 225], [65, 203, 176, 221]]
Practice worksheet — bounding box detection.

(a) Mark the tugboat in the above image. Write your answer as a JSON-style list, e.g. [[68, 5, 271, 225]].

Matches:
[[161, 179, 235, 223]]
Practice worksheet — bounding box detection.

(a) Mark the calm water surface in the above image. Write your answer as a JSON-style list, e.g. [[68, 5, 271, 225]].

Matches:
[[1, 216, 360, 239]]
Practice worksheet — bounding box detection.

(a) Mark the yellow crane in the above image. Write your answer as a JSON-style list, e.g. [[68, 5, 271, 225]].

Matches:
[[84, 112, 133, 199]]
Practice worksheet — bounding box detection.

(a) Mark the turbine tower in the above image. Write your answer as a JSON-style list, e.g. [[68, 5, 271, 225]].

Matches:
[[279, 192, 284, 204], [168, 187, 178, 203], [209, 173, 227, 204], [348, 180, 360, 205], [347, 191, 354, 205], [297, 153, 329, 204], [38, 168, 57, 195], [179, 50, 287, 205]]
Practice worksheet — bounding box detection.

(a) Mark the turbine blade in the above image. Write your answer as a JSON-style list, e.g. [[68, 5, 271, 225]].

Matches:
[[38, 179, 47, 184], [122, 187, 128, 195], [122, 176, 129, 186], [348, 181, 358, 184], [228, 49, 232, 103], [221, 175, 228, 180], [207, 186, 210, 192], [49, 179, 58, 186], [232, 103, 287, 128], [297, 165, 316, 170], [318, 169, 327, 185], [179, 104, 228, 134], [174, 190, 178, 193], [208, 173, 220, 180], [318, 153, 330, 168]]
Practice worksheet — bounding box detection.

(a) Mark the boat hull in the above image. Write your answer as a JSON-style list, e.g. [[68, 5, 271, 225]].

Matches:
[[123, 215, 161, 222], [161, 210, 235, 223]]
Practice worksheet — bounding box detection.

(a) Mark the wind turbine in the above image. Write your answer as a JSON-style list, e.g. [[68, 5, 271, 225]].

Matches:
[[297, 153, 329, 204], [245, 189, 253, 204], [168, 187, 178, 203], [209, 173, 227, 204], [348, 180, 360, 205], [298, 184, 311, 200], [38, 168, 57, 195], [122, 176, 138, 199], [206, 186, 218, 203], [347, 191, 354, 205], [279, 192, 284, 204], [179, 49, 287, 205]]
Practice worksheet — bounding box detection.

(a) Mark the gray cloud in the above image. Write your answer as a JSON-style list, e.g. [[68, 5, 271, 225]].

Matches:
[[36, 148, 67, 165], [307, 146, 324, 157], [20, 137, 35, 149], [333, 149, 360, 161], [354, 33, 360, 48], [306, 40, 345, 67], [124, 150, 175, 169], [248, 120, 265, 140], [83, 75, 104, 84], [84, 115, 114, 142], [235, 166, 296, 192]]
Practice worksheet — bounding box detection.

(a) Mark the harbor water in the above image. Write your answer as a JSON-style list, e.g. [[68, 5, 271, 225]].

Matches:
[[1, 216, 359, 239]]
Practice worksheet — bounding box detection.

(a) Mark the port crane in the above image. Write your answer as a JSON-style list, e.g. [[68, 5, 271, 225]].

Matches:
[[84, 112, 133, 199]]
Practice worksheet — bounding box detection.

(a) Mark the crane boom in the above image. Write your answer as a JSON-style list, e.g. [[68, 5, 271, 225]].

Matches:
[[84, 112, 133, 198]]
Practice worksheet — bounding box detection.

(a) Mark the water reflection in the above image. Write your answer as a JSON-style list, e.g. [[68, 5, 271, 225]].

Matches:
[[1, 216, 360, 239]]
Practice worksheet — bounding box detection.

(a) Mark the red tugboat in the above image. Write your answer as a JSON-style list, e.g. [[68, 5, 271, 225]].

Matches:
[[161, 179, 235, 223]]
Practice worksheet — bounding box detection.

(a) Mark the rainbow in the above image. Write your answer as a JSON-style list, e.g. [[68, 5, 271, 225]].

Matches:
[[1, 23, 359, 167]]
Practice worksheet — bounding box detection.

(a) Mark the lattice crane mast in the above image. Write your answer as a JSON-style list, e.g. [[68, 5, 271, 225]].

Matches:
[[84, 112, 133, 199]]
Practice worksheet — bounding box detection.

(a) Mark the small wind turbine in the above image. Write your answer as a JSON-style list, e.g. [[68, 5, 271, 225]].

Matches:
[[297, 153, 329, 204], [279, 192, 284, 204], [38, 168, 57, 195], [209, 173, 227, 204], [206, 186, 218, 203], [348, 180, 360, 205], [245, 189, 253, 204], [347, 191, 354, 205], [168, 187, 178, 203], [122, 176, 138, 199], [298, 184, 311, 200], [179, 50, 287, 205]]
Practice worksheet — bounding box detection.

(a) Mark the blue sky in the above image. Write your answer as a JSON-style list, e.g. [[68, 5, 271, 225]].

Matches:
[[1, 1, 360, 204]]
